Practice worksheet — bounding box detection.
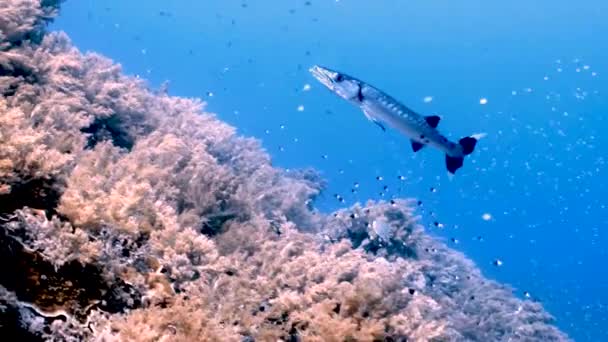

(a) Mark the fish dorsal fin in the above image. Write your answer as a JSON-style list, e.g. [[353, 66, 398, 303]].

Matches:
[[411, 140, 425, 152], [425, 115, 441, 128], [363, 108, 386, 132]]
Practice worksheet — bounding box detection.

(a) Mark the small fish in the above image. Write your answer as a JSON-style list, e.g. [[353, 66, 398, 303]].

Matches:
[[309, 65, 485, 174]]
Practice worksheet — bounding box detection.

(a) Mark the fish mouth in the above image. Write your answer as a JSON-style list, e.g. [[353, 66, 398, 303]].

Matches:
[[309, 65, 336, 90]]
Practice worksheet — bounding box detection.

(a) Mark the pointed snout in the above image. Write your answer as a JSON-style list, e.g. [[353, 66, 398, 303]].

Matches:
[[309, 65, 336, 89]]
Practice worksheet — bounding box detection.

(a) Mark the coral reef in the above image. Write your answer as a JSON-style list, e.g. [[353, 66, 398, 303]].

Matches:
[[0, 1, 570, 341]]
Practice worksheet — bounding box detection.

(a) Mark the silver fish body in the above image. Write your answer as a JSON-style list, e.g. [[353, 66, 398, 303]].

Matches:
[[309, 65, 483, 174]]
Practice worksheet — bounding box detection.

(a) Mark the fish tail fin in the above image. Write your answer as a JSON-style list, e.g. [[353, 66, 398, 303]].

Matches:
[[445, 133, 486, 174], [459, 137, 477, 156], [460, 133, 486, 155]]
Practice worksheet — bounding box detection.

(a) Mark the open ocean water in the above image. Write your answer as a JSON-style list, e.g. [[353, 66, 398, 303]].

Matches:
[[49, 1, 608, 340]]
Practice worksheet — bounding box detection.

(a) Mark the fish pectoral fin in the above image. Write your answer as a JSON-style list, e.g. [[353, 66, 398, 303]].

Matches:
[[363, 108, 386, 132], [362, 107, 375, 121], [411, 140, 425, 152], [425, 115, 441, 128], [373, 120, 386, 132]]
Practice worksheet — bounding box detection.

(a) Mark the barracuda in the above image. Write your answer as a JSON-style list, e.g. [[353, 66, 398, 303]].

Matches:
[[309, 65, 485, 174]]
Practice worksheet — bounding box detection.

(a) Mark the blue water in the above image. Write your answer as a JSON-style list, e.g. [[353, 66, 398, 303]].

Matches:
[[51, 1, 608, 340]]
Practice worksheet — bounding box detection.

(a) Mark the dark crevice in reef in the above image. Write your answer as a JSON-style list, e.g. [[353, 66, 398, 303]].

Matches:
[[0, 61, 39, 97], [80, 115, 135, 150], [341, 207, 419, 260], [0, 228, 142, 325], [346, 225, 370, 249], [0, 302, 43, 342], [345, 223, 418, 260], [200, 211, 239, 236], [0, 177, 62, 218], [375, 337, 408, 342], [0, 61, 35, 79]]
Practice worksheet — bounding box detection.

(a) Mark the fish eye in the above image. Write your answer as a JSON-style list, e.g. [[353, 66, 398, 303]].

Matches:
[[335, 74, 344, 82]]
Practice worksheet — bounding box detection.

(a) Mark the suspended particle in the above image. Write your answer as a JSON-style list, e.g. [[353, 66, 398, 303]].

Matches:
[[417, 200, 422, 206], [302, 84, 311, 91], [476, 235, 484, 242], [280, 124, 285, 129], [383, 185, 389, 191], [482, 213, 492, 221], [206, 91, 214, 97], [376, 176, 383, 181], [293, 137, 299, 142], [430, 187, 437, 193], [265, 129, 271, 134], [524, 291, 531, 298], [493, 259, 503, 267], [450, 237, 459, 244], [557, 68, 563, 73], [543, 76, 549, 81], [592, 72, 598, 77], [583, 65, 590, 70], [321, 154, 328, 159], [353, 182, 360, 188], [279, 146, 285, 152], [297, 105, 305, 112], [423, 96, 433, 103], [511, 90, 517, 95], [433, 221, 444, 228], [398, 175, 406, 180], [479, 98, 488, 105]]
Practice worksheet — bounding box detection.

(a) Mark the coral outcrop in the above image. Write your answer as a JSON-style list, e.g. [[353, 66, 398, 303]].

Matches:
[[0, 1, 569, 341]]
